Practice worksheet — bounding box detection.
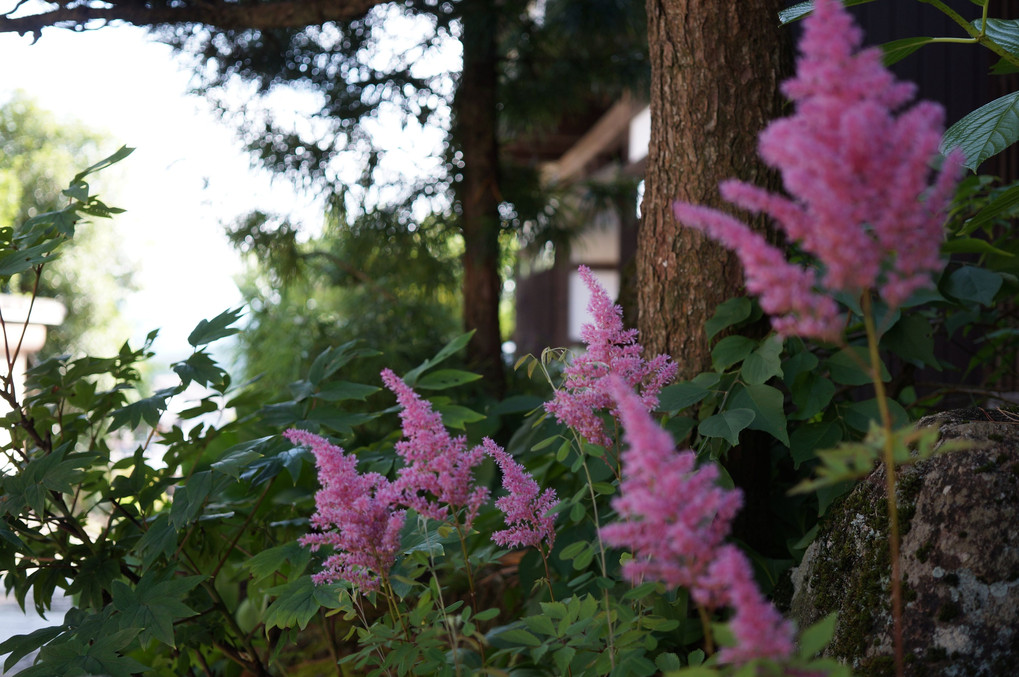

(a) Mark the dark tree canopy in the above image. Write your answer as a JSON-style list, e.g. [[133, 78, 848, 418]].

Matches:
[[0, 0, 387, 35], [4, 0, 649, 393]]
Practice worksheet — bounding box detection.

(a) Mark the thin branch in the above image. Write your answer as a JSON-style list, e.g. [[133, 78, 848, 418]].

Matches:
[[0, 0, 389, 36]]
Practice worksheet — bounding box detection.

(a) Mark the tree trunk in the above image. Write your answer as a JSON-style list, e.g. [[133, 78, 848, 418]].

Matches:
[[638, 0, 789, 380], [455, 0, 505, 395]]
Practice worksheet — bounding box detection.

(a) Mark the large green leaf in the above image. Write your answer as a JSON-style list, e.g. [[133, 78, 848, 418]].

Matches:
[[942, 90, 1019, 171], [112, 575, 204, 647], [265, 575, 344, 631], [974, 18, 1019, 58], [0, 626, 65, 672], [728, 384, 789, 445], [711, 336, 756, 372], [740, 335, 784, 385], [944, 265, 1003, 305], [698, 408, 755, 446], [414, 369, 483, 390], [705, 297, 751, 340]]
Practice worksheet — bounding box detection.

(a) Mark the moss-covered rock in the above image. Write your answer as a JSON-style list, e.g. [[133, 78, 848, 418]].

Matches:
[[790, 410, 1019, 676]]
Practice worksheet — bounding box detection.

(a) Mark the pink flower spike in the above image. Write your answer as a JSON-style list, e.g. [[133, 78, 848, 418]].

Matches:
[[545, 266, 677, 445], [484, 439, 558, 550], [598, 378, 793, 664], [288, 429, 405, 592], [381, 369, 488, 528]]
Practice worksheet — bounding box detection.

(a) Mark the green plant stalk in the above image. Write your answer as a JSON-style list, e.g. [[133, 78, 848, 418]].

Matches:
[[696, 602, 715, 656], [921, 0, 1019, 68], [382, 574, 413, 642], [571, 432, 617, 668], [862, 294, 905, 677]]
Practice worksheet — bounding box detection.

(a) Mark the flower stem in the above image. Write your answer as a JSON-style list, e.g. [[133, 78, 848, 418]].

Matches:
[[862, 293, 905, 677]]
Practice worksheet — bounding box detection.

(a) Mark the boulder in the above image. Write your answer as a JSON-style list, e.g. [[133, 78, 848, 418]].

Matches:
[[790, 409, 1019, 676]]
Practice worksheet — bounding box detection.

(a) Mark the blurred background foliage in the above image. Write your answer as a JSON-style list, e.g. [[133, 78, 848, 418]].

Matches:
[[0, 92, 136, 358]]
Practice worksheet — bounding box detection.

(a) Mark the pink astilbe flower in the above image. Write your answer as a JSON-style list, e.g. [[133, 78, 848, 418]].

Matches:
[[599, 378, 793, 663], [545, 266, 677, 446], [673, 0, 963, 340], [289, 429, 405, 592], [484, 439, 558, 550], [381, 369, 489, 528]]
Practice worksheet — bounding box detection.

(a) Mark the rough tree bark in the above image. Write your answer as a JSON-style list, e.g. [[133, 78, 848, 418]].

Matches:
[[638, 0, 789, 380], [454, 0, 505, 395], [639, 0, 791, 552]]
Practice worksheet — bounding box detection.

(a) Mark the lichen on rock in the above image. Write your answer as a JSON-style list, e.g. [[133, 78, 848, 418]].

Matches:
[[790, 410, 1019, 676]]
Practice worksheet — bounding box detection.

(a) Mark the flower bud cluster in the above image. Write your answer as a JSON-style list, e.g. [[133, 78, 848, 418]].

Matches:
[[545, 265, 677, 445]]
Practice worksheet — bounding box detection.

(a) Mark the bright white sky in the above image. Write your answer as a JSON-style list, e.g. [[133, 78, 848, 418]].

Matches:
[[0, 7, 456, 371], [0, 23, 324, 363]]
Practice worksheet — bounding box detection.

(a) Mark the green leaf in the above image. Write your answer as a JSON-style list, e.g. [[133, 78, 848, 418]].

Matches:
[[0, 239, 60, 277], [170, 471, 213, 529], [307, 408, 380, 434], [136, 514, 177, 568], [173, 350, 226, 388], [973, 18, 1019, 58], [941, 236, 1013, 257], [959, 182, 1019, 235], [826, 347, 889, 386], [798, 612, 838, 659], [314, 380, 380, 402], [778, 0, 878, 25], [658, 381, 711, 413], [247, 542, 311, 583], [187, 307, 245, 347], [944, 265, 1003, 306], [436, 403, 485, 429], [559, 540, 588, 560], [523, 614, 556, 636], [789, 372, 836, 421], [265, 576, 344, 631], [112, 575, 204, 647], [942, 90, 1019, 170], [414, 369, 483, 390], [554, 646, 577, 674], [728, 384, 789, 445], [403, 331, 474, 384], [789, 421, 843, 469], [70, 146, 134, 185], [493, 627, 542, 647], [844, 398, 910, 433], [882, 315, 940, 369], [705, 297, 751, 340], [0, 626, 65, 672], [698, 409, 755, 446], [711, 336, 756, 372], [881, 37, 933, 66], [740, 335, 784, 384]]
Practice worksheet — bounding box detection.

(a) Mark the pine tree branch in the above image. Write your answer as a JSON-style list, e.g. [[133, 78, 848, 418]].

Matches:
[[0, 0, 389, 36]]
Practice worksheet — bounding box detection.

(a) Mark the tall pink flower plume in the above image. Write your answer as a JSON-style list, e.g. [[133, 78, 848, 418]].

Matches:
[[674, 0, 963, 340], [545, 266, 677, 446], [381, 369, 489, 528], [483, 439, 558, 550], [289, 429, 405, 592], [599, 378, 793, 663]]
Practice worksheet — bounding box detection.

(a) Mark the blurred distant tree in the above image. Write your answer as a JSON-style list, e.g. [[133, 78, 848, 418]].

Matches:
[[0, 92, 135, 357], [229, 199, 462, 397], [0, 0, 648, 395]]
